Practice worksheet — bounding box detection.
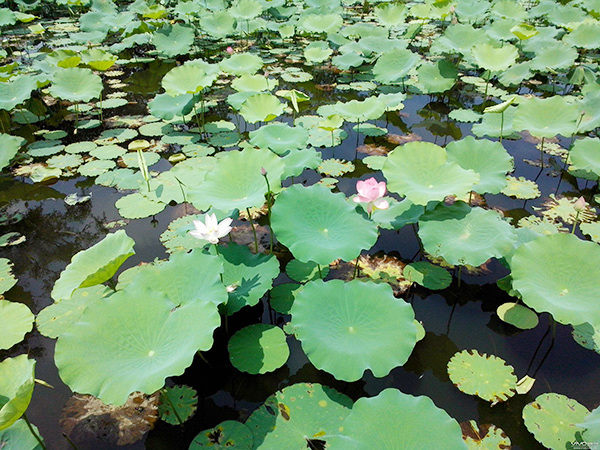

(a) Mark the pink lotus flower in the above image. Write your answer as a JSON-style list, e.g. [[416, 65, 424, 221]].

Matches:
[[226, 46, 234, 54], [353, 177, 390, 214]]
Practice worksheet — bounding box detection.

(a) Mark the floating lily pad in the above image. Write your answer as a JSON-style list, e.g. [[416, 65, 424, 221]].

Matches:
[[219, 53, 263, 76], [0, 355, 36, 430], [471, 43, 518, 72], [158, 385, 197, 425], [292, 279, 416, 381], [580, 405, 600, 442], [228, 324, 289, 374], [461, 421, 511, 450], [501, 176, 540, 199], [90, 144, 126, 160], [271, 184, 378, 265], [328, 389, 466, 450], [248, 123, 308, 154], [47, 153, 83, 169], [65, 141, 97, 154], [148, 93, 194, 120], [246, 383, 352, 449], [152, 24, 194, 57], [239, 93, 284, 124], [0, 134, 25, 170], [115, 193, 166, 219], [51, 230, 135, 301], [189, 420, 253, 449], [372, 48, 420, 84], [78, 159, 116, 177], [162, 65, 217, 96], [510, 233, 600, 326], [286, 259, 329, 283], [0, 258, 17, 294], [49, 68, 103, 102], [269, 283, 303, 315], [0, 418, 44, 450], [403, 261, 452, 290], [522, 393, 589, 449], [447, 349, 517, 405], [497, 302, 539, 330], [513, 96, 581, 139], [0, 301, 33, 350], [220, 243, 279, 315], [55, 286, 220, 405]]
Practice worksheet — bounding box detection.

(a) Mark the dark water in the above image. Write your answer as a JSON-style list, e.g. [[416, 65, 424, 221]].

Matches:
[[2, 57, 599, 450]]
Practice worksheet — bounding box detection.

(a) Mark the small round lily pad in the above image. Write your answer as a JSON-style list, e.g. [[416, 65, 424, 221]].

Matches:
[[228, 324, 289, 374], [189, 420, 253, 449], [403, 261, 452, 290], [0, 301, 33, 350], [496, 302, 539, 330], [285, 259, 329, 283]]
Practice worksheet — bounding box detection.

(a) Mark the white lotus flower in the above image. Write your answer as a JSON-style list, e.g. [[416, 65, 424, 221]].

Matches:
[[190, 213, 233, 244]]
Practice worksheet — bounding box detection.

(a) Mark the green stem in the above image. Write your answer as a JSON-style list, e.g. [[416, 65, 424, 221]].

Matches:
[[457, 266, 462, 289], [353, 257, 360, 279], [63, 432, 80, 450], [22, 414, 46, 450], [540, 136, 545, 168], [214, 244, 224, 283], [499, 111, 504, 143], [572, 211, 580, 234], [263, 175, 273, 253], [317, 263, 323, 279], [246, 208, 259, 253], [160, 388, 184, 426]]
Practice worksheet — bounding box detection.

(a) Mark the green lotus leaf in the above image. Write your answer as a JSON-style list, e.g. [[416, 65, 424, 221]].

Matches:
[[472, 105, 517, 138], [0, 258, 17, 294], [27, 140, 64, 158], [523, 393, 589, 449], [29, 166, 61, 183], [51, 230, 135, 301], [564, 21, 600, 49], [304, 41, 332, 63], [403, 261, 451, 290], [246, 382, 352, 449], [286, 259, 329, 283], [365, 198, 424, 230], [90, 144, 126, 160], [271, 184, 378, 265], [239, 93, 285, 124], [158, 385, 197, 425], [0, 301, 33, 350], [0, 8, 16, 26], [578, 92, 600, 134], [0, 355, 35, 430], [152, 24, 194, 57], [36, 285, 111, 339], [269, 283, 303, 315], [78, 159, 115, 177], [447, 349, 517, 404], [64, 141, 96, 154], [530, 42, 578, 72], [115, 192, 166, 219], [190, 420, 253, 449], [0, 418, 44, 450], [374, 2, 406, 26], [200, 11, 237, 38], [81, 48, 117, 71], [448, 108, 482, 123], [510, 233, 600, 326], [48, 68, 103, 103], [332, 51, 365, 70], [188, 147, 283, 213], [228, 324, 289, 374], [298, 13, 343, 34], [328, 388, 466, 449], [461, 420, 511, 450], [96, 128, 138, 145], [511, 22, 538, 40], [47, 153, 83, 169], [471, 43, 518, 72], [148, 93, 195, 121], [446, 136, 514, 194], [580, 405, 600, 442], [120, 151, 160, 169], [229, 0, 262, 19], [496, 302, 539, 330], [318, 158, 354, 177], [415, 59, 458, 94], [419, 204, 517, 267], [220, 243, 279, 315], [0, 134, 25, 170], [383, 142, 480, 205], [249, 123, 308, 154], [0, 75, 37, 111], [220, 53, 263, 76], [292, 279, 416, 381], [513, 96, 581, 139], [501, 175, 540, 199], [280, 67, 313, 83], [162, 65, 218, 96], [55, 286, 220, 405], [329, 96, 386, 123], [231, 74, 278, 93], [372, 48, 420, 84], [569, 137, 600, 179]]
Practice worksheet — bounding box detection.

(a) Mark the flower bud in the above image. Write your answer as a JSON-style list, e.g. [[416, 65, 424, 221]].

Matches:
[[261, 167, 267, 176], [226, 46, 234, 54], [574, 196, 587, 212]]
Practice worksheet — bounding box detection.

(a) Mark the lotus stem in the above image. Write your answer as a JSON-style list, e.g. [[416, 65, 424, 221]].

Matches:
[[74, 103, 79, 135], [213, 244, 224, 283], [22, 414, 46, 450], [262, 171, 273, 253], [193, 102, 202, 132], [539, 137, 545, 168], [246, 208, 259, 253], [317, 263, 323, 279], [160, 388, 185, 426], [572, 211, 580, 234], [499, 111, 504, 143], [63, 432, 80, 449], [457, 266, 462, 289], [353, 257, 360, 279]]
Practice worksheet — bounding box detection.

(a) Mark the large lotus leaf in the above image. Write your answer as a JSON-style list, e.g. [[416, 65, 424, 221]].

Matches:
[[569, 137, 600, 179], [220, 243, 279, 315], [48, 68, 103, 102], [303, 41, 332, 63], [530, 42, 578, 72], [472, 105, 517, 139], [36, 286, 112, 339], [246, 383, 352, 449], [201, 11, 237, 38], [510, 233, 600, 326], [580, 405, 600, 442], [81, 48, 117, 71], [298, 13, 343, 34], [372, 48, 420, 84], [0, 134, 24, 170], [229, 0, 262, 19], [513, 96, 581, 139], [152, 24, 194, 57], [51, 230, 135, 301], [0, 258, 17, 294], [523, 393, 589, 449], [471, 43, 518, 72], [330, 97, 386, 123], [564, 21, 600, 49], [383, 142, 480, 205], [0, 418, 43, 450], [55, 286, 220, 405], [162, 65, 218, 96], [249, 122, 308, 154], [271, 184, 378, 265], [219, 53, 263, 76], [0, 75, 37, 111], [228, 324, 289, 374], [446, 136, 513, 194], [232, 74, 278, 93], [190, 420, 253, 449], [0, 355, 35, 430], [447, 349, 517, 404], [291, 279, 416, 381], [239, 93, 284, 123], [328, 388, 467, 449], [419, 204, 517, 267], [188, 147, 284, 213], [126, 249, 227, 307], [364, 198, 424, 230], [415, 60, 458, 93], [0, 301, 33, 350], [148, 93, 195, 120], [115, 193, 167, 219]]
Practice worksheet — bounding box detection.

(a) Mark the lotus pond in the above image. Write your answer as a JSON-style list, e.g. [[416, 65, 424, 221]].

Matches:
[[1, 0, 600, 448]]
